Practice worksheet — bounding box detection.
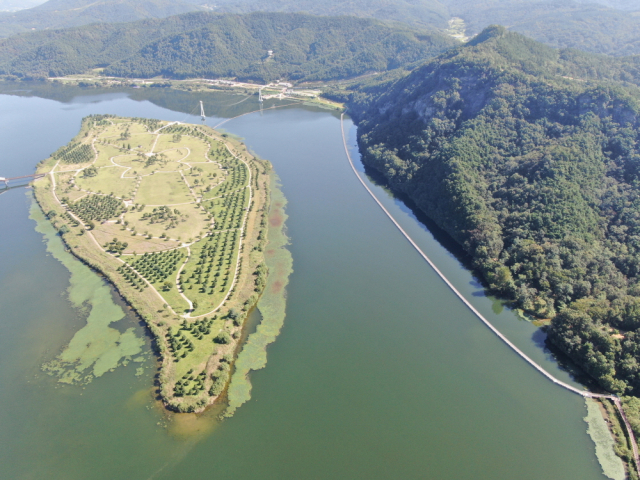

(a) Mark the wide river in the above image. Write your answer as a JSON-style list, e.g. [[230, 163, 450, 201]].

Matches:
[[0, 84, 608, 479]]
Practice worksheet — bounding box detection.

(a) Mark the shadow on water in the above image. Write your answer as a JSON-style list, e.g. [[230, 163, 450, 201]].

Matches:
[[361, 163, 474, 269], [361, 157, 603, 395]]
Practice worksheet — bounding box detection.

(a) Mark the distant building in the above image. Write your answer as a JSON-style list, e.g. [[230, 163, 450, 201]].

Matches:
[[267, 50, 274, 56]]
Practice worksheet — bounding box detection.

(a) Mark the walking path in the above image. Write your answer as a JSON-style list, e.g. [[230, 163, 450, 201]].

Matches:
[[339, 113, 640, 473]]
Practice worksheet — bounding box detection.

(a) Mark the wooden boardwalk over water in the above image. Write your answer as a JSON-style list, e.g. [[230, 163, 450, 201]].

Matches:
[[340, 114, 640, 475]]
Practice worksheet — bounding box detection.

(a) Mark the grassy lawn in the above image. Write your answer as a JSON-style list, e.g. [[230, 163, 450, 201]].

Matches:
[[135, 172, 194, 205], [54, 172, 85, 202], [113, 153, 188, 176], [93, 144, 127, 168], [154, 147, 190, 163], [129, 133, 159, 153], [123, 203, 209, 242], [75, 166, 137, 199], [183, 163, 223, 191], [92, 222, 182, 254], [155, 134, 210, 160], [96, 130, 156, 153]]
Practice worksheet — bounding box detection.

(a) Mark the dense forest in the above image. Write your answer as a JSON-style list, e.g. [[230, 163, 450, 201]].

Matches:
[[0, 12, 458, 82], [343, 26, 640, 396], [3, 0, 640, 57], [210, 0, 640, 56]]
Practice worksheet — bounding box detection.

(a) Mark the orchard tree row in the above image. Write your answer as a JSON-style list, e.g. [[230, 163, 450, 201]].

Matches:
[[130, 249, 185, 284], [52, 142, 94, 165], [180, 230, 239, 295], [116, 264, 147, 291], [210, 188, 248, 230], [69, 194, 125, 223]]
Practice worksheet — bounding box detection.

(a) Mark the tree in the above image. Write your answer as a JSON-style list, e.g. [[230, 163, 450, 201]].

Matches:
[[214, 332, 231, 344], [163, 281, 173, 291]]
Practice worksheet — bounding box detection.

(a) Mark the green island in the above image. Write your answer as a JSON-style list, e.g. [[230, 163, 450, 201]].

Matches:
[[33, 114, 272, 413]]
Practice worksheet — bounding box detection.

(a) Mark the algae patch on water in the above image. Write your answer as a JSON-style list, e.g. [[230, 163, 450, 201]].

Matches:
[[584, 398, 626, 480], [30, 198, 144, 384], [224, 174, 293, 417]]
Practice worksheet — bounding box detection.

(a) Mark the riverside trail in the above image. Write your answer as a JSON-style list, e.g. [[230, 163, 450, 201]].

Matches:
[[340, 113, 640, 475]]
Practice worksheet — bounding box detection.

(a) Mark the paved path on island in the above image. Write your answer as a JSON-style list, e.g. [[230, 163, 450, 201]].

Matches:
[[339, 113, 640, 474]]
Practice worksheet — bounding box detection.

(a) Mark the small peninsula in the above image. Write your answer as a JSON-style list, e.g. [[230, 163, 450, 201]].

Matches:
[[34, 114, 272, 413]]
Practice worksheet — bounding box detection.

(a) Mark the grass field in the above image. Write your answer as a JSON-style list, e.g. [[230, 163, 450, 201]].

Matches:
[[54, 172, 86, 202], [113, 153, 188, 176], [92, 222, 181, 253], [183, 163, 223, 191], [155, 134, 210, 160], [124, 203, 210, 242], [75, 166, 137, 199], [93, 144, 127, 168], [135, 172, 194, 205], [130, 133, 159, 153], [156, 148, 190, 163]]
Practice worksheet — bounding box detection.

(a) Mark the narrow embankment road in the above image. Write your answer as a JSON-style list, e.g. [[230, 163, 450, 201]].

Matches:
[[339, 113, 640, 473]]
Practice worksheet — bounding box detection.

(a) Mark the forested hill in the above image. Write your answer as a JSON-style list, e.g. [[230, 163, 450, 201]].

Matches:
[[347, 26, 640, 396], [0, 12, 458, 82], [0, 0, 203, 38], [208, 0, 640, 57]]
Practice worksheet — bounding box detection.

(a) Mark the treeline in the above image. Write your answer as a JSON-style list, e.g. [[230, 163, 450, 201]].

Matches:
[[211, 0, 640, 57], [0, 11, 458, 82], [345, 26, 640, 395]]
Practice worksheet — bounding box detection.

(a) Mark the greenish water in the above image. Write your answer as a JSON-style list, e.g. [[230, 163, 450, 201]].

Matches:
[[0, 84, 612, 479], [31, 202, 146, 384], [226, 174, 293, 417]]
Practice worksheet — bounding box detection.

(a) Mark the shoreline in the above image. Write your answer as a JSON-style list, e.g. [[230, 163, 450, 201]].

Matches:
[[340, 113, 640, 477], [32, 115, 275, 413]]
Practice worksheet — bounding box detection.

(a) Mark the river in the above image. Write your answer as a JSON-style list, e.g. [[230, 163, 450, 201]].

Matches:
[[0, 84, 609, 479]]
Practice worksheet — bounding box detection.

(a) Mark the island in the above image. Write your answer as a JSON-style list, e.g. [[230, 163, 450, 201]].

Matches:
[[33, 114, 272, 413]]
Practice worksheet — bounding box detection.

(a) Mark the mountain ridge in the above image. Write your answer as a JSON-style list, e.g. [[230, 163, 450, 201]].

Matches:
[[0, 0, 204, 37], [344, 26, 640, 399], [0, 11, 458, 82]]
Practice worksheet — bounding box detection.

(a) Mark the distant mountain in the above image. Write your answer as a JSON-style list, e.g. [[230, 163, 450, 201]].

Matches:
[[2, 0, 640, 56], [198, 0, 452, 30], [204, 0, 640, 56], [575, 0, 640, 9], [344, 26, 640, 396], [447, 0, 640, 56], [0, 12, 458, 82], [0, 0, 45, 12], [0, 0, 203, 37]]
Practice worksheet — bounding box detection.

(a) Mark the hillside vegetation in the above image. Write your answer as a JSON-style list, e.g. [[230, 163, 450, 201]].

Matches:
[[0, 12, 458, 82], [3, 0, 640, 56], [209, 0, 640, 56], [0, 0, 202, 37], [346, 26, 640, 396]]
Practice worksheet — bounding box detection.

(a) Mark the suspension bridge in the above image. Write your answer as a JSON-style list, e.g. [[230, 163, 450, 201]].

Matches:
[[0, 173, 45, 188]]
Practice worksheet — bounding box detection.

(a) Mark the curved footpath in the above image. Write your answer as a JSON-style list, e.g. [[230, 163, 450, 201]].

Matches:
[[339, 113, 640, 473]]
